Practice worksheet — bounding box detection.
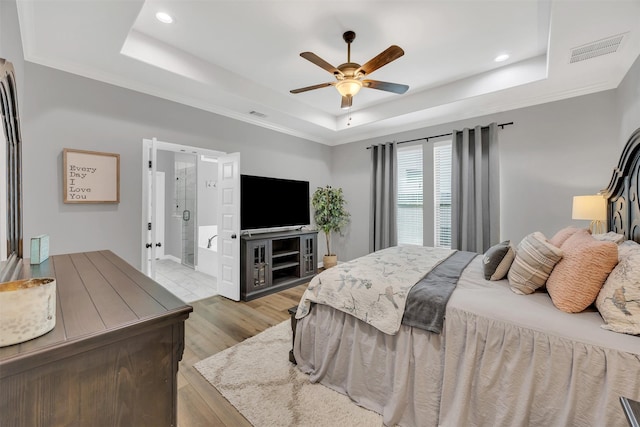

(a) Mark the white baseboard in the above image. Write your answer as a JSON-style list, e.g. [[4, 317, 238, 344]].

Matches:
[[161, 254, 181, 263]]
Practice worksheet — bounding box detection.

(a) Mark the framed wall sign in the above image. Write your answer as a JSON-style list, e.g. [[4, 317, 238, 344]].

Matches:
[[63, 148, 120, 203]]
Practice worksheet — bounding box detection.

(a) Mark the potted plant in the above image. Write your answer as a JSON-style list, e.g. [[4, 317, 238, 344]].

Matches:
[[312, 185, 350, 268]]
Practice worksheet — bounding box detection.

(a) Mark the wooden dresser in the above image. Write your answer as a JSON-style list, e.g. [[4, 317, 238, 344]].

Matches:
[[0, 250, 192, 427]]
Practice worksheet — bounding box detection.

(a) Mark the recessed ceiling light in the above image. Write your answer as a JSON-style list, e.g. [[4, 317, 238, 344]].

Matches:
[[155, 12, 174, 24], [494, 54, 510, 62]]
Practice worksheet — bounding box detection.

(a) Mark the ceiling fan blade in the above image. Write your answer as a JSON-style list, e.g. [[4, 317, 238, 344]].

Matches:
[[341, 95, 353, 110], [363, 80, 409, 94], [300, 52, 344, 76], [290, 82, 333, 94], [357, 45, 404, 76]]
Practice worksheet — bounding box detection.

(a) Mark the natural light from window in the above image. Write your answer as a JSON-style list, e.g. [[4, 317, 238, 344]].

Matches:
[[397, 141, 452, 248], [434, 142, 452, 248], [397, 145, 423, 245]]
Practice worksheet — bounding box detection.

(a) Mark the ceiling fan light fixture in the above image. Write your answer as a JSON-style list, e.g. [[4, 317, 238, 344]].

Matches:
[[335, 79, 363, 97], [291, 31, 407, 108]]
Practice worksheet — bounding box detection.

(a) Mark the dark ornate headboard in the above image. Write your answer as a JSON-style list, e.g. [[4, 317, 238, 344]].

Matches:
[[602, 127, 640, 244]]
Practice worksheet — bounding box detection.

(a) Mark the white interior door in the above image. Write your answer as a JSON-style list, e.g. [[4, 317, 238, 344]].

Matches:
[[142, 138, 158, 278], [217, 153, 240, 301], [151, 171, 165, 259]]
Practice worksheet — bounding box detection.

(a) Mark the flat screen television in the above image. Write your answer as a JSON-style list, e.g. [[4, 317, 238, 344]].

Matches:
[[240, 174, 310, 231]]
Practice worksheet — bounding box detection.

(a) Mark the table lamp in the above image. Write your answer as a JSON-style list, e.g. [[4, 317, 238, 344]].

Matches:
[[572, 194, 607, 234]]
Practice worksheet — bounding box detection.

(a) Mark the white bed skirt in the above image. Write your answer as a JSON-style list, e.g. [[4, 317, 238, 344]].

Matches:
[[294, 303, 444, 426], [440, 258, 640, 427], [440, 306, 640, 427], [294, 257, 640, 427]]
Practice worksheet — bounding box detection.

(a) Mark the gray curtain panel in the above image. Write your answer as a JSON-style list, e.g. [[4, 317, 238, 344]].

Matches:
[[451, 123, 500, 253], [370, 142, 398, 252]]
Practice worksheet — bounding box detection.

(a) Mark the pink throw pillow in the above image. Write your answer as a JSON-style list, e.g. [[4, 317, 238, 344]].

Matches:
[[546, 229, 618, 313], [549, 226, 586, 248]]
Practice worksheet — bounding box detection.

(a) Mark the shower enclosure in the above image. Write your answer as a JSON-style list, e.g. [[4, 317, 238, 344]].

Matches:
[[174, 154, 197, 268]]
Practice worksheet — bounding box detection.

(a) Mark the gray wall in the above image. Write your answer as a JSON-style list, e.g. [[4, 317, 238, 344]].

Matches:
[[17, 63, 331, 267], [197, 157, 218, 227], [0, 0, 23, 96], [2, 0, 331, 267], [617, 54, 640, 145], [332, 90, 622, 261]]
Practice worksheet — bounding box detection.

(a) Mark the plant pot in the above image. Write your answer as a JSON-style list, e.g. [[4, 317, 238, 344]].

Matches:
[[323, 255, 338, 269]]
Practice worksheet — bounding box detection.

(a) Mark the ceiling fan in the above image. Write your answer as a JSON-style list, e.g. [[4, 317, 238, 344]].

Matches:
[[290, 31, 409, 109]]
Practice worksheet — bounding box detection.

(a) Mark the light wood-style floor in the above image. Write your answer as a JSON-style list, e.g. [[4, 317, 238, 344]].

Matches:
[[177, 284, 307, 427]]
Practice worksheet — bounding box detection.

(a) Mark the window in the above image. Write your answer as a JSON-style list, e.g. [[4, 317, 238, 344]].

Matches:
[[396, 141, 452, 248], [434, 143, 452, 248], [397, 145, 423, 245]]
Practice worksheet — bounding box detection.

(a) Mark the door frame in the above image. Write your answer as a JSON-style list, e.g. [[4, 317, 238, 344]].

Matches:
[[152, 170, 166, 260], [141, 138, 226, 278]]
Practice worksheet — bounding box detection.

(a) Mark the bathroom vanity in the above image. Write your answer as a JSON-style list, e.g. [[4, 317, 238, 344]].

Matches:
[[0, 250, 192, 427]]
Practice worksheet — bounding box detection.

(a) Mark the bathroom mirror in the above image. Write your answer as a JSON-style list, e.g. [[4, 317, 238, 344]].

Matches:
[[0, 58, 23, 267]]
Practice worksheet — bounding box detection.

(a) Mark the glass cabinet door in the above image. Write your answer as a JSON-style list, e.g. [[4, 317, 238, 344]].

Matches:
[[250, 240, 270, 288], [301, 234, 316, 276]]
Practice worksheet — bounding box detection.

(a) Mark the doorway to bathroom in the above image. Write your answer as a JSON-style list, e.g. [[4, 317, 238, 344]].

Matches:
[[141, 138, 241, 302]]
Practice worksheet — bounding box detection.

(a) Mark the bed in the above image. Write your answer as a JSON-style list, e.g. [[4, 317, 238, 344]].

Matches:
[[292, 128, 640, 427]]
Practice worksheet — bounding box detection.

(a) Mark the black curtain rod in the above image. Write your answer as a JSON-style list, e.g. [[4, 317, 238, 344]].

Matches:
[[366, 122, 514, 149]]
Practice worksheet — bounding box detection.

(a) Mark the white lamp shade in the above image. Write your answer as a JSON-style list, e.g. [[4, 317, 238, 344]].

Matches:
[[572, 195, 606, 221]]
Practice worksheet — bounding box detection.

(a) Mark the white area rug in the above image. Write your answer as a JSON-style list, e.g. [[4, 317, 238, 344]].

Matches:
[[194, 320, 383, 426]]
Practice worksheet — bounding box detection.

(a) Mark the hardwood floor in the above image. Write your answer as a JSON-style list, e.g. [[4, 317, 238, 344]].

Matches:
[[177, 284, 306, 427]]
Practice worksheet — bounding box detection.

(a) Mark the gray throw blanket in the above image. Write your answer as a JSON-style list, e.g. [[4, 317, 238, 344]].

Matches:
[[402, 251, 477, 334]]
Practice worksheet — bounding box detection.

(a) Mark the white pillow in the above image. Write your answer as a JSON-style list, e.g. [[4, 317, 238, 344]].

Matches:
[[596, 240, 640, 335], [592, 231, 626, 245]]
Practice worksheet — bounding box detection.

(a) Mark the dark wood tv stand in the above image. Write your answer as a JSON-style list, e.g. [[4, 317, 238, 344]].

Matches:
[[241, 229, 317, 300]]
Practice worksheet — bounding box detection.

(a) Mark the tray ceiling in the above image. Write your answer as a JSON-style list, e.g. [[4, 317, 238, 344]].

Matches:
[[15, 0, 640, 145]]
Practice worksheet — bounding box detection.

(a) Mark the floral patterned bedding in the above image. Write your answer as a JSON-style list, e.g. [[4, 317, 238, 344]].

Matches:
[[295, 245, 454, 335]]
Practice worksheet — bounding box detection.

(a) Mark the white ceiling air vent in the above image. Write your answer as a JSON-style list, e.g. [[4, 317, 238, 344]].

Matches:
[[569, 33, 626, 64], [249, 110, 267, 118]]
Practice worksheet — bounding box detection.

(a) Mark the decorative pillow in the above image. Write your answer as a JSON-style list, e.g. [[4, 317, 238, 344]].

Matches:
[[592, 231, 626, 245], [507, 232, 563, 295], [596, 240, 640, 335], [549, 226, 585, 248], [483, 240, 515, 280], [546, 229, 618, 313], [617, 239, 639, 260]]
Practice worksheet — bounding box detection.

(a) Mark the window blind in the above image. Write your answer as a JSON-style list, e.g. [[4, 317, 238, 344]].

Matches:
[[434, 142, 452, 248], [397, 145, 423, 245]]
